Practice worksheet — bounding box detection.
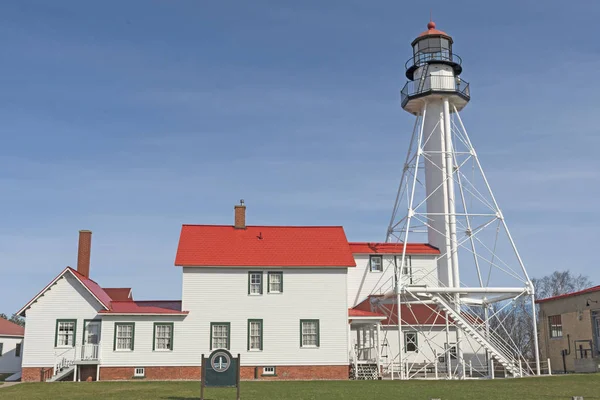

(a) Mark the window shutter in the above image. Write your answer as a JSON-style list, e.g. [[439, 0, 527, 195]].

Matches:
[[280, 273, 283, 292], [259, 272, 263, 294], [248, 272, 251, 295], [316, 320, 320, 347]]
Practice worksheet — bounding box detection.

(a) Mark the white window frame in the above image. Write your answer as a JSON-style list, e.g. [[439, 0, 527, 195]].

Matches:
[[211, 322, 230, 350], [300, 320, 319, 348], [248, 271, 263, 295], [153, 323, 173, 351], [369, 255, 383, 272], [115, 323, 135, 351], [248, 319, 263, 351], [268, 272, 283, 293], [262, 366, 276, 376], [134, 367, 145, 377], [55, 320, 76, 348]]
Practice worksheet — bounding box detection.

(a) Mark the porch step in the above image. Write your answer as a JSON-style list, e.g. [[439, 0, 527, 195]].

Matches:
[[47, 365, 75, 382]]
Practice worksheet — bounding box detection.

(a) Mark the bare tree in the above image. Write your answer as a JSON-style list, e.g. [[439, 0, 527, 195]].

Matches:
[[532, 271, 593, 300], [0, 313, 25, 327]]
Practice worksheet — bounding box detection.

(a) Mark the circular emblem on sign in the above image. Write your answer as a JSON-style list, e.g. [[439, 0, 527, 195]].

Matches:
[[210, 351, 231, 373]]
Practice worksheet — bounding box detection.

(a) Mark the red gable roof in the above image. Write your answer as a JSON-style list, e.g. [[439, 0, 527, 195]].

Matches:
[[349, 242, 440, 255], [536, 285, 600, 304], [175, 225, 356, 267], [104, 288, 133, 302], [100, 300, 187, 315], [0, 317, 24, 337], [69, 268, 112, 309]]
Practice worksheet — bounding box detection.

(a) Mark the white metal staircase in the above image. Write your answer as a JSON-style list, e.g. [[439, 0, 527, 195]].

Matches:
[[429, 294, 524, 377]]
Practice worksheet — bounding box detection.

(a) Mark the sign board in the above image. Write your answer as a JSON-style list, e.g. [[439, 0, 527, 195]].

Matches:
[[200, 350, 240, 400]]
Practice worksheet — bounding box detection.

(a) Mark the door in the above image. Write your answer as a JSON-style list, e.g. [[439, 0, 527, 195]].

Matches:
[[82, 320, 101, 360]]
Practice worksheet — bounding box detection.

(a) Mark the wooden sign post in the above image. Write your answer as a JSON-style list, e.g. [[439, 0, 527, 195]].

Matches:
[[200, 350, 241, 400]]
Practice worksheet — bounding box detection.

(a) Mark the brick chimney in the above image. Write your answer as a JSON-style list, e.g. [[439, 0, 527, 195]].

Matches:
[[77, 230, 92, 278], [234, 200, 246, 229]]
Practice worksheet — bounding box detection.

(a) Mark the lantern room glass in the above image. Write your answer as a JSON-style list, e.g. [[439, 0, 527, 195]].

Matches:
[[413, 36, 452, 65]]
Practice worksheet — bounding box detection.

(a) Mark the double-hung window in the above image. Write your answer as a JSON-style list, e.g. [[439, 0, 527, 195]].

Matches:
[[114, 323, 135, 351], [370, 255, 383, 272], [268, 272, 283, 293], [153, 323, 173, 351], [55, 319, 76, 347], [211, 322, 230, 350], [248, 272, 263, 295], [300, 320, 320, 348], [548, 315, 563, 338], [248, 319, 263, 351]]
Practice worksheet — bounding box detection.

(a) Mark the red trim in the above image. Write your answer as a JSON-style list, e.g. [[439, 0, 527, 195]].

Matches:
[[348, 242, 440, 255], [348, 309, 385, 318], [535, 285, 600, 304]]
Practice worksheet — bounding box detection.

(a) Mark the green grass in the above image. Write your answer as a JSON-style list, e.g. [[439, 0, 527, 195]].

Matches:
[[0, 375, 599, 399]]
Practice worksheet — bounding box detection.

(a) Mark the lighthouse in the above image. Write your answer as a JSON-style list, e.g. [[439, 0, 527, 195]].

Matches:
[[383, 21, 541, 380]]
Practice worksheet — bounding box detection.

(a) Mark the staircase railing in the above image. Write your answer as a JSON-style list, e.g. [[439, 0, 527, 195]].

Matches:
[[431, 293, 526, 376]]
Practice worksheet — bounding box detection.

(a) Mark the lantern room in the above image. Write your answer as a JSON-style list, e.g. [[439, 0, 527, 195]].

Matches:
[[405, 21, 462, 80]]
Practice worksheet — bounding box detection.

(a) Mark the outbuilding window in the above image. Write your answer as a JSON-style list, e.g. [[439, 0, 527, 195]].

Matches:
[[549, 315, 563, 338], [16, 343, 21, 357]]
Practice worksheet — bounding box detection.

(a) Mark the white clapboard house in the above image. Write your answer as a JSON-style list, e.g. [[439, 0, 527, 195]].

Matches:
[[17, 204, 484, 381], [0, 317, 24, 380]]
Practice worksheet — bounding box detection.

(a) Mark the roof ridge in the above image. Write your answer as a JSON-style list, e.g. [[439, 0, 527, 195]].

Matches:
[[182, 224, 345, 228]]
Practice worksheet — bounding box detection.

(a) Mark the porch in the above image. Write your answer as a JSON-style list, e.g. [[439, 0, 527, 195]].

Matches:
[[348, 310, 385, 380], [49, 344, 101, 382]]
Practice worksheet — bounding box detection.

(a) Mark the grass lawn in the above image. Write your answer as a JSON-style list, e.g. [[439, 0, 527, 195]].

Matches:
[[0, 374, 598, 399]]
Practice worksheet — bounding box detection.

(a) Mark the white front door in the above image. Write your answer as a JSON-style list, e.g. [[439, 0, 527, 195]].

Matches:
[[82, 320, 101, 359]]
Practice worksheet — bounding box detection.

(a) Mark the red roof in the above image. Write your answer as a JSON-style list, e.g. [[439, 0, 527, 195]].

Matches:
[[349, 242, 440, 255], [348, 309, 385, 318], [175, 225, 356, 267], [100, 301, 187, 315], [536, 285, 600, 304], [104, 288, 133, 301], [69, 268, 112, 310], [418, 21, 450, 38], [351, 296, 481, 326], [0, 317, 24, 337]]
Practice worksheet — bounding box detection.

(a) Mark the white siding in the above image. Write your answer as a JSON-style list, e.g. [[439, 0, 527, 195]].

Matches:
[[21, 273, 103, 367], [372, 326, 486, 366], [99, 315, 188, 366], [347, 255, 438, 308], [0, 336, 23, 373], [181, 267, 349, 366]]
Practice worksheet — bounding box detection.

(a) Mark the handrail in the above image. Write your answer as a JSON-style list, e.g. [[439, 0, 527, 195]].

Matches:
[[405, 52, 463, 71], [401, 75, 470, 108]]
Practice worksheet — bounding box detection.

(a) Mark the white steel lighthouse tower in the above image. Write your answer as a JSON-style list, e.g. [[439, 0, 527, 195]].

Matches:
[[381, 21, 541, 379]]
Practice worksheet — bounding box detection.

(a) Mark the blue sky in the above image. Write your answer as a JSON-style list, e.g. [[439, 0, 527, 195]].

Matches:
[[1, 1, 598, 313]]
